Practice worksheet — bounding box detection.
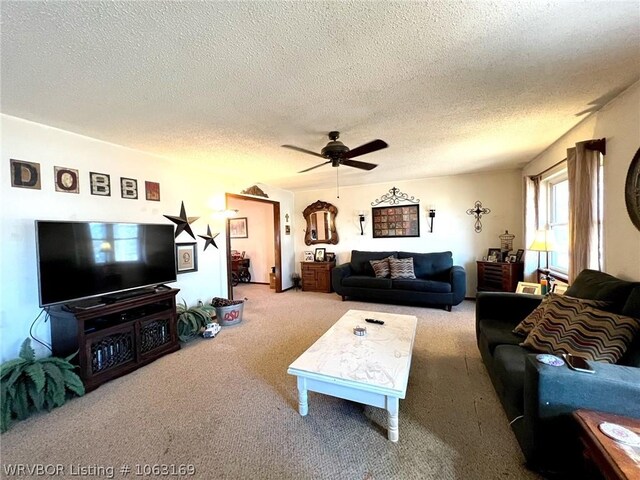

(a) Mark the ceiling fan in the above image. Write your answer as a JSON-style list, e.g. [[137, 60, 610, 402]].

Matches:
[[282, 131, 388, 173]]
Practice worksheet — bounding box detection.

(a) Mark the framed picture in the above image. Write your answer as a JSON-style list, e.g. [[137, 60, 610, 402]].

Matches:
[[487, 248, 501, 260], [552, 282, 569, 295], [120, 177, 138, 199], [515, 248, 525, 263], [90, 172, 111, 196], [145, 181, 160, 201], [314, 248, 326, 262], [325, 252, 336, 262], [229, 217, 248, 239], [372, 204, 419, 238], [507, 254, 517, 263], [303, 251, 314, 262], [516, 281, 542, 295], [176, 243, 197, 273]]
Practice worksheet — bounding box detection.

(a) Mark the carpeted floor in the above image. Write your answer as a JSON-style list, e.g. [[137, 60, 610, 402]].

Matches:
[[1, 285, 540, 479]]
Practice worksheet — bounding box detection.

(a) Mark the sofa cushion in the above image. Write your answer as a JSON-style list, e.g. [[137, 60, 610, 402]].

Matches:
[[492, 345, 528, 419], [565, 269, 638, 313], [350, 250, 397, 276], [522, 300, 640, 363], [389, 257, 416, 279], [513, 294, 610, 336], [342, 275, 392, 289], [370, 257, 393, 278], [479, 319, 524, 355], [392, 279, 451, 293], [620, 287, 640, 367], [398, 251, 453, 279]]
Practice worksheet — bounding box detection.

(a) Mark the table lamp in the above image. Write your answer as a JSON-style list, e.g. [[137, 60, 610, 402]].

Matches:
[[528, 229, 557, 293]]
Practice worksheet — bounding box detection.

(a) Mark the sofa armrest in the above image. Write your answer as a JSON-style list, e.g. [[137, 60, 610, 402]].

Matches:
[[475, 292, 542, 333], [331, 263, 352, 292], [450, 265, 466, 305], [520, 354, 640, 467], [525, 355, 640, 419]]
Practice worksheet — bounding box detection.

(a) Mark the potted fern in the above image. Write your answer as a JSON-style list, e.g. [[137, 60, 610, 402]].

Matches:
[[176, 300, 216, 342], [1, 338, 84, 433]]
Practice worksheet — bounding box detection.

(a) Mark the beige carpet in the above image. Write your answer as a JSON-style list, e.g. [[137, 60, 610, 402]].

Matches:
[[1, 285, 540, 479]]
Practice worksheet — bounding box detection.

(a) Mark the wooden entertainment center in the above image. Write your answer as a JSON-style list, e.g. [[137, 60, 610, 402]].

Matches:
[[49, 288, 180, 391]]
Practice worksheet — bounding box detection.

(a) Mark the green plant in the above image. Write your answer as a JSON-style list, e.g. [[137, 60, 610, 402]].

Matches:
[[1, 338, 84, 433], [176, 300, 215, 342]]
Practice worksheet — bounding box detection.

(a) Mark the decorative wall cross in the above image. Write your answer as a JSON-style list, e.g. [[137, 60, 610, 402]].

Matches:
[[466, 200, 491, 233]]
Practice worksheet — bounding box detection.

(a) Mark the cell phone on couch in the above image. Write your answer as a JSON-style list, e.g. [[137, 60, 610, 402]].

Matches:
[[563, 353, 595, 374]]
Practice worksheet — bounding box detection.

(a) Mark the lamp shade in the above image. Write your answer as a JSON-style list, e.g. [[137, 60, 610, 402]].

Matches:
[[528, 229, 557, 252]]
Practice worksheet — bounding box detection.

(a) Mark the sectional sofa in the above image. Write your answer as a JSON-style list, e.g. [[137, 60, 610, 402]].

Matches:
[[476, 269, 640, 474]]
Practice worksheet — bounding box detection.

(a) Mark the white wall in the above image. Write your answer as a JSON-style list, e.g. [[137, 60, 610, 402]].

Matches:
[[523, 81, 640, 281], [228, 197, 275, 283], [294, 169, 524, 295], [0, 116, 297, 361]]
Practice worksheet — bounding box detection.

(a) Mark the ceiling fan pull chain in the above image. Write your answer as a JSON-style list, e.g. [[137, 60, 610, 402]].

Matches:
[[336, 166, 340, 198]]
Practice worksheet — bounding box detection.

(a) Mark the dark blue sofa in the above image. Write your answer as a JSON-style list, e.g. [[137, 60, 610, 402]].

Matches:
[[476, 269, 640, 475], [331, 250, 466, 311]]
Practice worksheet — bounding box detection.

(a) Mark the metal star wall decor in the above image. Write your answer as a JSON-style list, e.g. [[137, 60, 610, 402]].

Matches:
[[466, 200, 491, 233], [164, 201, 199, 239], [198, 225, 219, 250]]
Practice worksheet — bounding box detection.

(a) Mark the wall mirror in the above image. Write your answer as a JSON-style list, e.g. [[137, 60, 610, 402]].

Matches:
[[303, 200, 339, 245]]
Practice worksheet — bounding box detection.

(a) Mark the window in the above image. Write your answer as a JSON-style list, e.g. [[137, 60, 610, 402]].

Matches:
[[542, 158, 603, 276], [547, 173, 569, 273]]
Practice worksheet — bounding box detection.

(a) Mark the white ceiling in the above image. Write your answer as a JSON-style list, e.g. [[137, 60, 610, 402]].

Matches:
[[1, 1, 639, 191]]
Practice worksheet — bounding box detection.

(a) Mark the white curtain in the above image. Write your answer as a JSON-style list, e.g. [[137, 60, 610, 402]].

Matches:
[[567, 142, 601, 283]]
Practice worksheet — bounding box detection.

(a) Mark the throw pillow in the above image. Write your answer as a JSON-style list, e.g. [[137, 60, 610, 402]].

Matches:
[[513, 295, 551, 336], [513, 293, 610, 336], [370, 257, 392, 278], [521, 302, 640, 363], [389, 257, 416, 279]]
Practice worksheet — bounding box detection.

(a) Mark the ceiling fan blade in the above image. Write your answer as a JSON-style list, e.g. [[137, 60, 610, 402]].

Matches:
[[344, 139, 388, 159], [298, 160, 332, 173], [340, 159, 378, 171], [282, 145, 325, 158]]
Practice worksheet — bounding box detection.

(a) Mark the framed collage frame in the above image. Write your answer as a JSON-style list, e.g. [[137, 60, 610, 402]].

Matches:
[[372, 204, 420, 238]]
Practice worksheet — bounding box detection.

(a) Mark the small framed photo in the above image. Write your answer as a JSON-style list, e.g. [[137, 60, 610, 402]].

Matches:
[[516, 281, 542, 295], [176, 243, 197, 273], [507, 254, 517, 263], [552, 282, 569, 295], [304, 251, 314, 262], [314, 248, 326, 262], [515, 249, 525, 263], [229, 217, 248, 239], [325, 252, 336, 262], [487, 248, 501, 260]]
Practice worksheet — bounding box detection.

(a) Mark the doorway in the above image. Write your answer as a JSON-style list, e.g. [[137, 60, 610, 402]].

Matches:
[[225, 193, 281, 299]]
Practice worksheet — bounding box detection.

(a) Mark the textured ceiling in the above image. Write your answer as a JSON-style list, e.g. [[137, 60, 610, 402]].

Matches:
[[1, 1, 639, 191]]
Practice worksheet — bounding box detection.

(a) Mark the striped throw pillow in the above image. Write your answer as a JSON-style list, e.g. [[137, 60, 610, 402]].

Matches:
[[513, 293, 610, 336], [522, 299, 640, 363], [370, 257, 392, 278], [389, 257, 416, 279]]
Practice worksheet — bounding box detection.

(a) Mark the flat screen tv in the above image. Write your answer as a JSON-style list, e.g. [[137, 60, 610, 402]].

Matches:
[[36, 221, 177, 307]]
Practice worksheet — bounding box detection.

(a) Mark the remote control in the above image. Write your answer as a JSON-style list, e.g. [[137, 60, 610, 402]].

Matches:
[[365, 318, 384, 325]]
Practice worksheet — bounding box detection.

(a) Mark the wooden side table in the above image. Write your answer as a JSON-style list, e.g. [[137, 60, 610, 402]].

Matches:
[[476, 261, 524, 293], [573, 409, 640, 480], [301, 261, 335, 293]]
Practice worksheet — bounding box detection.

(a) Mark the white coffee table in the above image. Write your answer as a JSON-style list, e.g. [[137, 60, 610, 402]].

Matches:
[[287, 309, 417, 441]]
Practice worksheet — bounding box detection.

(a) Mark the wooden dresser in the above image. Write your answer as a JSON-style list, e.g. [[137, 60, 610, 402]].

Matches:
[[301, 261, 335, 293], [477, 261, 524, 293]]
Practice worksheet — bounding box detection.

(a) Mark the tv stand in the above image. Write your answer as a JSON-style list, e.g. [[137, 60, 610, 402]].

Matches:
[[49, 288, 180, 391]]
